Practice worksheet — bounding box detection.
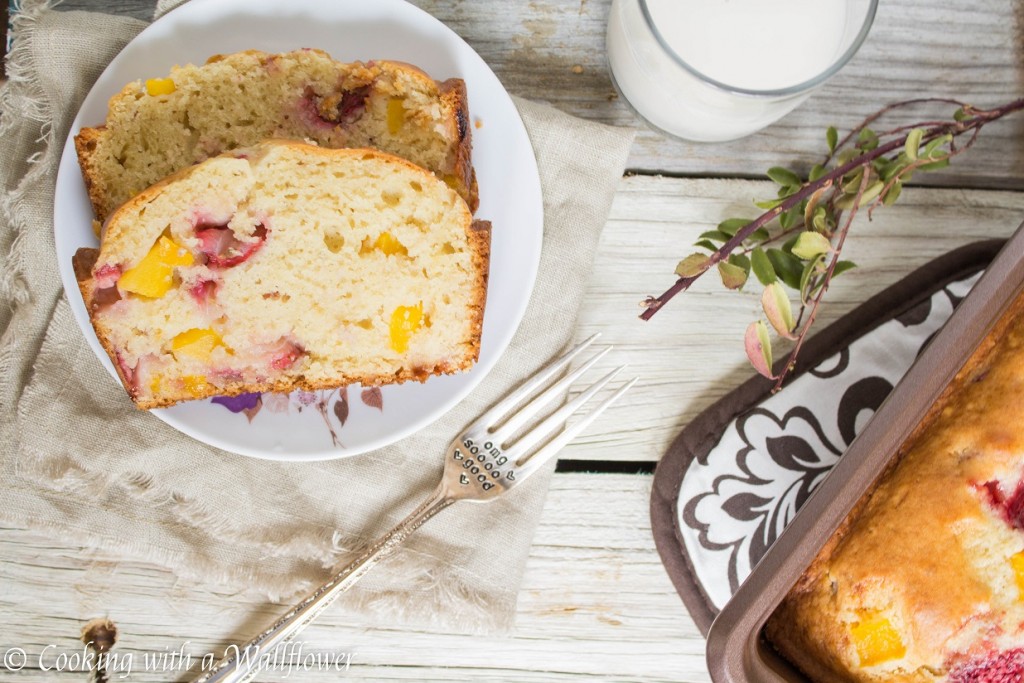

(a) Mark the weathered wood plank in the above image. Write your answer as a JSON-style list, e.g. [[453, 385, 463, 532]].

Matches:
[[418, 0, 1024, 189], [52, 0, 1024, 189], [559, 177, 1024, 462], [0, 474, 709, 682]]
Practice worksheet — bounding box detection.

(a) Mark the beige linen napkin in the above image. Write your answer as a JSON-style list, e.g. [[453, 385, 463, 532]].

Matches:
[[0, 1, 634, 633]]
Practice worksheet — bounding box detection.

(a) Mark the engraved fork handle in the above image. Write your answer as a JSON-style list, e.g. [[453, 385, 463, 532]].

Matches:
[[193, 485, 454, 683]]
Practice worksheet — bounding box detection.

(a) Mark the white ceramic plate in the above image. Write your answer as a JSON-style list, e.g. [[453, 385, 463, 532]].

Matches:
[[53, 0, 543, 461]]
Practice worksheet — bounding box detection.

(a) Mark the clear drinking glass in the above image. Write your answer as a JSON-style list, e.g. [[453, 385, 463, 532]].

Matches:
[[606, 0, 878, 143]]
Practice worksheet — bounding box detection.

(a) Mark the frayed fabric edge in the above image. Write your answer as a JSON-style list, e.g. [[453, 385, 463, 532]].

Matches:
[[2, 506, 517, 635], [0, 0, 57, 310], [14, 444, 517, 635]]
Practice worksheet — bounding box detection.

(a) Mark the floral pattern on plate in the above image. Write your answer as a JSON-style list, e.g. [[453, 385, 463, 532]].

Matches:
[[212, 386, 385, 447]]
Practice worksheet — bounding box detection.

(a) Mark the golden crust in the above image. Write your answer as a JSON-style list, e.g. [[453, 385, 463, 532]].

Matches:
[[74, 50, 478, 222], [766, 294, 1024, 681], [439, 78, 479, 213], [465, 219, 492, 364], [73, 126, 109, 222]]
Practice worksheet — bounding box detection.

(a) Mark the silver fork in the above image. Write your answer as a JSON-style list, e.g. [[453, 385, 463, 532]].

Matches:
[[195, 334, 634, 683]]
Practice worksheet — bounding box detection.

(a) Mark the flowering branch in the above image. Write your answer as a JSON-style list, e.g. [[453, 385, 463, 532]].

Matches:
[[640, 97, 1024, 388]]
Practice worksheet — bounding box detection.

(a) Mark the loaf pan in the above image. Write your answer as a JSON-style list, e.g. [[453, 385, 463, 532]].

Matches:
[[705, 219, 1024, 682]]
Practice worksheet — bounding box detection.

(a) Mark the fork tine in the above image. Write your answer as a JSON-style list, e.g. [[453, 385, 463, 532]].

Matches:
[[472, 334, 600, 430], [488, 345, 611, 445], [513, 377, 638, 480], [509, 365, 626, 464]]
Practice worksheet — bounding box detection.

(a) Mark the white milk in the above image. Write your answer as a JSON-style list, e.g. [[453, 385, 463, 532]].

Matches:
[[607, 0, 872, 142]]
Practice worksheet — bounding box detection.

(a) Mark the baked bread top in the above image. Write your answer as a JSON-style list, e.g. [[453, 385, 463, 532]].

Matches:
[[74, 140, 490, 410], [74, 49, 477, 222], [766, 294, 1024, 682]]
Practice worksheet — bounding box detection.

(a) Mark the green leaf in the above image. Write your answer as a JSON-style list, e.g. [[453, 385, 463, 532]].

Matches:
[[744, 320, 776, 379], [766, 248, 804, 289], [836, 148, 859, 166], [762, 283, 797, 338], [698, 230, 732, 243], [767, 166, 802, 187], [918, 158, 951, 172], [777, 184, 801, 199], [728, 253, 751, 271], [904, 128, 924, 161], [694, 239, 719, 252], [778, 211, 793, 231], [857, 128, 879, 151], [860, 180, 885, 204], [826, 126, 838, 153], [883, 179, 902, 206], [841, 168, 866, 194], [882, 158, 907, 182], [832, 260, 857, 277], [675, 253, 709, 278], [835, 180, 886, 209], [754, 197, 784, 210], [953, 107, 968, 122], [748, 227, 771, 243], [923, 134, 952, 158], [811, 207, 829, 233], [808, 164, 827, 182], [750, 247, 777, 286], [718, 260, 748, 290], [718, 218, 752, 236], [799, 253, 825, 300], [791, 232, 832, 259], [779, 207, 797, 230], [801, 259, 856, 302]]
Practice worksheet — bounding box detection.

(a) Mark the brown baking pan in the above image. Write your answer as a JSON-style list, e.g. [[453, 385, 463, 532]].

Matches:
[[705, 219, 1024, 682]]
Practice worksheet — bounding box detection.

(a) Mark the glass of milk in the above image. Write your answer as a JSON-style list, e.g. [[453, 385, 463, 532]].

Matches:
[[607, 0, 878, 142]]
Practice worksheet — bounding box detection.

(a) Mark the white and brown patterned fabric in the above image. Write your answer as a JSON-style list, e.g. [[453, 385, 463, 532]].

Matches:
[[651, 241, 1003, 634]]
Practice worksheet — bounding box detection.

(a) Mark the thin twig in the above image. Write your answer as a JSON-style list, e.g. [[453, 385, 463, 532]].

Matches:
[[772, 168, 869, 390], [825, 97, 972, 164], [640, 97, 1024, 322]]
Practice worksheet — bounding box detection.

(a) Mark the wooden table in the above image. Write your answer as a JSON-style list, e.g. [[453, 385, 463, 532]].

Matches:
[[5, 1, 1024, 680]]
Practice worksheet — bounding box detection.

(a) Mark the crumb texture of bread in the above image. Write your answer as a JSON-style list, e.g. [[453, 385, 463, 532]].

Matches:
[[77, 141, 489, 410], [765, 294, 1024, 683], [75, 49, 477, 221]]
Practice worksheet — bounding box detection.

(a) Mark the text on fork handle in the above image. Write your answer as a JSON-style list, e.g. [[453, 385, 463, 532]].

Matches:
[[453, 438, 516, 489]]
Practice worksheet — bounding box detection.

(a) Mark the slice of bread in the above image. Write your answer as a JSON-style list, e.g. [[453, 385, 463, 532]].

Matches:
[[75, 49, 477, 222], [73, 140, 490, 410]]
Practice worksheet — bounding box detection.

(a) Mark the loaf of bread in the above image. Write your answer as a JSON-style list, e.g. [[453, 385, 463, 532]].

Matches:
[[73, 141, 490, 410], [74, 49, 477, 222], [766, 295, 1024, 681]]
